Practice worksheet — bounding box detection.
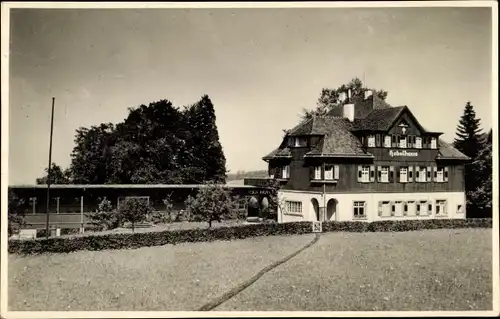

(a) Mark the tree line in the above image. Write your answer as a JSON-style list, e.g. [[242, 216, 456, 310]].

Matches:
[[36, 95, 227, 185]]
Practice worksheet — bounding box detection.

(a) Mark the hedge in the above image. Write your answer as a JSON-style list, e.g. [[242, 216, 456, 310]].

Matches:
[[9, 219, 492, 255]]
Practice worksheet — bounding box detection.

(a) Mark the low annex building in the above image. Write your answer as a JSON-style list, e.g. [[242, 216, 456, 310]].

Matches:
[[245, 89, 470, 223]]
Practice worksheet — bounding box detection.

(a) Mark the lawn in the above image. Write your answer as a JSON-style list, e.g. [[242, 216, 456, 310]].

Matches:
[[8, 233, 315, 311], [214, 228, 493, 311]]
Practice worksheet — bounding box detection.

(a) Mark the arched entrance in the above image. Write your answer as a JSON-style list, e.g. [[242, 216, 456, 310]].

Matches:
[[326, 199, 338, 221], [311, 198, 320, 221]]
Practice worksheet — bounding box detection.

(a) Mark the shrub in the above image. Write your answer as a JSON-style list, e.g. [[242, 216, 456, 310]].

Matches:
[[185, 182, 238, 228], [8, 219, 492, 256], [117, 198, 155, 232], [86, 197, 122, 231], [8, 190, 27, 236]]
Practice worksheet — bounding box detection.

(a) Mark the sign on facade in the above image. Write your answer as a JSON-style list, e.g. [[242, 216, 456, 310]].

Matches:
[[312, 221, 322, 233], [389, 150, 419, 157], [19, 229, 37, 240]]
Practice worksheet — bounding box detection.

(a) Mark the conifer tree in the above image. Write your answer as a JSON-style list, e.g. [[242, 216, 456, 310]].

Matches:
[[453, 102, 483, 160]]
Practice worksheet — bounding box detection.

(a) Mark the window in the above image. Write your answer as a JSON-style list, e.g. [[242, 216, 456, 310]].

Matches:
[[398, 136, 407, 148], [375, 134, 381, 147], [436, 200, 447, 216], [399, 167, 408, 183], [457, 204, 464, 214], [391, 202, 396, 216], [408, 135, 414, 148], [392, 135, 397, 147], [416, 166, 427, 182], [379, 201, 391, 217], [282, 165, 290, 179], [434, 166, 448, 182], [295, 137, 307, 147], [394, 201, 403, 217], [358, 165, 371, 183], [405, 201, 416, 216], [427, 203, 433, 215], [430, 137, 437, 149], [285, 201, 302, 215], [117, 196, 150, 209], [416, 200, 431, 216], [415, 137, 422, 149], [384, 135, 391, 148], [378, 166, 389, 183], [324, 165, 334, 180], [368, 135, 376, 147], [314, 166, 322, 180], [353, 201, 366, 219]]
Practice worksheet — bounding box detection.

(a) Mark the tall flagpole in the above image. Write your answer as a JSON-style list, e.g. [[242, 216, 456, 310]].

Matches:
[[45, 97, 55, 239]]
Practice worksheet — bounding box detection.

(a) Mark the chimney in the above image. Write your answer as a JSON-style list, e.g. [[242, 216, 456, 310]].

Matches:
[[343, 102, 355, 122], [364, 90, 373, 100], [338, 92, 347, 103]]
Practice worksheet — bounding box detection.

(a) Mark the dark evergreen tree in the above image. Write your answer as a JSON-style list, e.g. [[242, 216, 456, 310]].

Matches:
[[469, 129, 493, 218], [184, 95, 227, 183], [453, 102, 483, 160]]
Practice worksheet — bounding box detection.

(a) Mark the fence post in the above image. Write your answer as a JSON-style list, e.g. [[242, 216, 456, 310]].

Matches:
[[80, 195, 84, 234]]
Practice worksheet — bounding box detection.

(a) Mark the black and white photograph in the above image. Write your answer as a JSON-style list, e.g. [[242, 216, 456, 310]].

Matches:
[[1, 1, 498, 317]]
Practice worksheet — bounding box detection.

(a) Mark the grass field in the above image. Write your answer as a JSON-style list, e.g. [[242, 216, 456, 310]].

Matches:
[[215, 228, 493, 311], [9, 229, 492, 311], [8, 233, 314, 311]]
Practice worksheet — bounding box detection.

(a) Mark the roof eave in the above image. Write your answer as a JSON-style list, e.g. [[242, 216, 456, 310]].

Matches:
[[304, 153, 375, 159]]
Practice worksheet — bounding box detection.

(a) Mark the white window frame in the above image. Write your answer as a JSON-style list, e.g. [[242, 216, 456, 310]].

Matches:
[[368, 135, 376, 147], [384, 135, 391, 148], [435, 200, 447, 216], [380, 166, 389, 183], [380, 201, 391, 217], [285, 201, 303, 215], [314, 166, 322, 180], [399, 167, 408, 183], [415, 137, 422, 149], [353, 201, 367, 219], [361, 166, 370, 183], [394, 201, 403, 217], [398, 136, 407, 148], [406, 201, 416, 216], [417, 166, 427, 182], [436, 167, 444, 182], [282, 165, 290, 179], [324, 165, 334, 180], [430, 137, 437, 149]]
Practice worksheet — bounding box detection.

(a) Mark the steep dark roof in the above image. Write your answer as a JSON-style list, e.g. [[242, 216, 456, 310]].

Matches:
[[436, 139, 470, 160], [352, 106, 406, 131], [262, 147, 292, 160], [305, 117, 371, 157]]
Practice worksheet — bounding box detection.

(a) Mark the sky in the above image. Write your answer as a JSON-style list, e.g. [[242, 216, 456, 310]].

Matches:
[[7, 5, 494, 185]]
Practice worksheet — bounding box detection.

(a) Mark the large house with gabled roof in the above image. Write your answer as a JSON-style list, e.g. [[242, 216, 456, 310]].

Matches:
[[245, 89, 470, 222]]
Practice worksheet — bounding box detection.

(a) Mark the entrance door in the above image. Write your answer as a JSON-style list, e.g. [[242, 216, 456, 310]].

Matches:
[[311, 198, 320, 221], [326, 199, 338, 221]]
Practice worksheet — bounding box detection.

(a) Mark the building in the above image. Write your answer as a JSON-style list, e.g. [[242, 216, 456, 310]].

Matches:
[[8, 184, 273, 230], [245, 89, 470, 223]]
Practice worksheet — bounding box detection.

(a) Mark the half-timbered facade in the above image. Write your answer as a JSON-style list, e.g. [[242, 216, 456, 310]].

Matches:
[[245, 90, 470, 222]]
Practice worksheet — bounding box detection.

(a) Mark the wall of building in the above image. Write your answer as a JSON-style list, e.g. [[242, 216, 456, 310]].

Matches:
[[278, 190, 466, 223]]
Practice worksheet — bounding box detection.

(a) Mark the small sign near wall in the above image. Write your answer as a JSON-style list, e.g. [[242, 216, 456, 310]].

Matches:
[[312, 221, 322, 233]]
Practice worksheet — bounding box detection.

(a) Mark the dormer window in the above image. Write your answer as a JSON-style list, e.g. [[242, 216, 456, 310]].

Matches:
[[398, 136, 407, 148], [294, 137, 307, 147], [367, 135, 376, 147], [430, 137, 437, 149]]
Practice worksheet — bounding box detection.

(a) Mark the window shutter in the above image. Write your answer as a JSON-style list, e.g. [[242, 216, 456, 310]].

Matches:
[[403, 201, 408, 216], [444, 167, 449, 182], [375, 134, 381, 147], [370, 165, 375, 182], [433, 166, 437, 181], [378, 202, 382, 216], [286, 165, 291, 178], [357, 165, 362, 182], [408, 166, 413, 182], [334, 165, 339, 180], [389, 166, 394, 183], [275, 167, 281, 179], [390, 202, 395, 216], [377, 166, 382, 182], [415, 166, 420, 182], [392, 135, 396, 147], [396, 166, 400, 182], [427, 166, 431, 181], [310, 166, 315, 180]]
